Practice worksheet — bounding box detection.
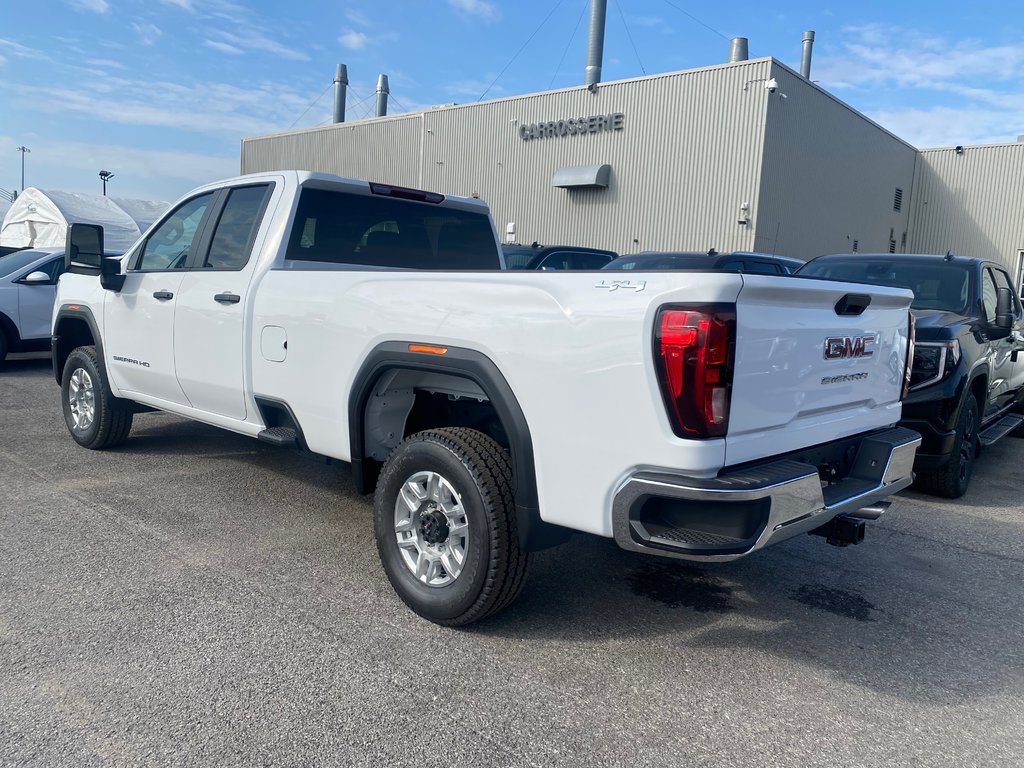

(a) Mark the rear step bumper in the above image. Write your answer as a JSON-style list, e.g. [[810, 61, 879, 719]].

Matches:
[[612, 427, 921, 562]]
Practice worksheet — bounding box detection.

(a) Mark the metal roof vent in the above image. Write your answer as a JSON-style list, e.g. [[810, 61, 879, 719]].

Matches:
[[552, 164, 611, 189], [893, 188, 903, 212]]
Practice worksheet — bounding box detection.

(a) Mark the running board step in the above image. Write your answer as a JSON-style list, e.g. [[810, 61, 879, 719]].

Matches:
[[257, 426, 298, 447], [979, 414, 1024, 447]]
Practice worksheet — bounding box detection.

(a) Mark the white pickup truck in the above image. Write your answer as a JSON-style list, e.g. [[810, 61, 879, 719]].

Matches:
[[53, 171, 921, 625]]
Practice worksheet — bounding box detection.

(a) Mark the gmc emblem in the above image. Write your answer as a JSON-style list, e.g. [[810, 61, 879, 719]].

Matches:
[[824, 335, 876, 360]]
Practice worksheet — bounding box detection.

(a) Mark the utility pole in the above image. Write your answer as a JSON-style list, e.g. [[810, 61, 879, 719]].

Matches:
[[99, 170, 115, 196], [16, 146, 30, 192]]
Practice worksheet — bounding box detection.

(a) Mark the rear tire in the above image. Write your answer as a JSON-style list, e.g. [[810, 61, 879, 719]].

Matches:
[[916, 395, 979, 499], [61, 346, 134, 449], [373, 428, 529, 626], [0, 332, 7, 368]]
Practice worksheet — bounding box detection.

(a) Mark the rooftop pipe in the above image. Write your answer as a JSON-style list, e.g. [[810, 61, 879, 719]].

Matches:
[[800, 30, 815, 79], [375, 74, 389, 117], [728, 37, 749, 62], [333, 63, 348, 123], [584, 0, 607, 88]]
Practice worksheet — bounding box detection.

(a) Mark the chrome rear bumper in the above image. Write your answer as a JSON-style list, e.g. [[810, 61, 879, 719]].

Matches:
[[612, 427, 921, 562]]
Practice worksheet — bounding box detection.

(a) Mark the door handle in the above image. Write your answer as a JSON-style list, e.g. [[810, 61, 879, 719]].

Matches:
[[214, 292, 241, 304], [153, 290, 174, 300]]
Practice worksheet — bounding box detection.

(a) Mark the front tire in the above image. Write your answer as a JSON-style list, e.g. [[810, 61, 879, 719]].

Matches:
[[61, 346, 134, 449], [917, 395, 979, 498], [373, 428, 529, 626]]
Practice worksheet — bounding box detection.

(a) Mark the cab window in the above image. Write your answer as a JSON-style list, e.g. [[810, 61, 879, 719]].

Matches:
[[137, 193, 215, 271]]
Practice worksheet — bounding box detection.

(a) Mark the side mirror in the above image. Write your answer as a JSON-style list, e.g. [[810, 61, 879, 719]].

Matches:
[[99, 256, 126, 292], [995, 286, 1014, 330], [20, 271, 52, 285], [66, 223, 105, 275]]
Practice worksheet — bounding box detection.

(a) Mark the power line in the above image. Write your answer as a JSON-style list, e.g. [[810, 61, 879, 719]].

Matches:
[[549, 0, 589, 89], [288, 82, 332, 130], [389, 93, 412, 113], [478, 0, 569, 101], [613, 0, 646, 75], [658, 0, 730, 42]]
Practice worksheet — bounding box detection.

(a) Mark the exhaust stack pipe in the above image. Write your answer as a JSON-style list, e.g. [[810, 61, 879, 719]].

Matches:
[[584, 0, 608, 88], [728, 37, 749, 63], [375, 74, 389, 117], [333, 63, 348, 124], [800, 30, 815, 79]]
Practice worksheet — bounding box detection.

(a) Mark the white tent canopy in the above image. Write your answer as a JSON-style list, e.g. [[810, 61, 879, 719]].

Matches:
[[0, 188, 169, 251]]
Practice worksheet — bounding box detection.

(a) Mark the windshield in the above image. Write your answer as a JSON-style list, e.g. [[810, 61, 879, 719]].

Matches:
[[604, 255, 706, 270], [502, 249, 536, 269], [0, 250, 49, 279], [798, 259, 972, 313]]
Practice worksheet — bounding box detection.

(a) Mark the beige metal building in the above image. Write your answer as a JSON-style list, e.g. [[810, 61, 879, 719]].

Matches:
[[908, 142, 1024, 289], [241, 57, 919, 261]]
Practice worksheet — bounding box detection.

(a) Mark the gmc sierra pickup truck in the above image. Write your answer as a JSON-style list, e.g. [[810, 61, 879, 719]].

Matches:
[[799, 253, 1024, 497], [53, 172, 920, 625]]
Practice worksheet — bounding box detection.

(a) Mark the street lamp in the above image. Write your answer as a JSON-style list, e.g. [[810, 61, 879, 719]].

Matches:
[[99, 170, 115, 196], [16, 146, 30, 192]]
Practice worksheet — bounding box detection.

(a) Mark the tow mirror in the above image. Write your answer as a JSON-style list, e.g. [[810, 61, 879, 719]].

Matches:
[[66, 223, 104, 275], [995, 286, 1014, 331], [99, 256, 126, 292]]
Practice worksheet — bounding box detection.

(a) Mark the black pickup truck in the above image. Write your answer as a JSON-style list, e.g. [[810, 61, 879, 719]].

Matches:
[[799, 253, 1024, 497]]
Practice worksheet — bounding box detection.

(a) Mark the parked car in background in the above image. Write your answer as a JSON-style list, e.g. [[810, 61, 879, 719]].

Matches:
[[0, 247, 66, 365], [603, 250, 803, 274], [798, 253, 1024, 498], [502, 243, 617, 270]]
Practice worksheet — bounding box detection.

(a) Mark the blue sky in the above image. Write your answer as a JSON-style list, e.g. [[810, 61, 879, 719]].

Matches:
[[2, 0, 1023, 202]]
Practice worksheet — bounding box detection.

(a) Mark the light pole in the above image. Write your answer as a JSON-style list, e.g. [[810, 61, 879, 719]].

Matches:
[[16, 146, 30, 192], [99, 170, 114, 196]]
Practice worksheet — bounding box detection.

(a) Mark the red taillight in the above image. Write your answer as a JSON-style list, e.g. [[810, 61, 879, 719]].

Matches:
[[655, 305, 736, 438]]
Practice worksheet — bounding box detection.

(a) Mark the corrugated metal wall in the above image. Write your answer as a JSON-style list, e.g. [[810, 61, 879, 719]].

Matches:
[[242, 115, 423, 188], [908, 143, 1024, 275], [242, 60, 773, 255], [754, 63, 918, 260]]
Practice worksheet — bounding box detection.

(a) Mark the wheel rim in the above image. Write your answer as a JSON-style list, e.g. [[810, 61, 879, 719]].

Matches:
[[68, 367, 96, 431], [393, 470, 470, 587], [959, 408, 977, 482]]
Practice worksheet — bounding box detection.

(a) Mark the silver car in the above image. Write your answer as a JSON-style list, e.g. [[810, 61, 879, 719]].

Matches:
[[0, 247, 66, 365]]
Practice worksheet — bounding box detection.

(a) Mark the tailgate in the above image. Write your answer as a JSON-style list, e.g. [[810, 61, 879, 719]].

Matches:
[[725, 275, 913, 466]]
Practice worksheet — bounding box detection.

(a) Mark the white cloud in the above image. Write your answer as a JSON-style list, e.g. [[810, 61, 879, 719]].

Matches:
[[815, 25, 1024, 91], [346, 9, 371, 27], [815, 25, 1024, 148], [0, 38, 50, 61], [86, 58, 125, 70], [69, 0, 110, 12], [0, 54, 6, 68], [449, 0, 498, 21], [160, 0, 194, 9], [204, 39, 244, 55], [339, 30, 368, 50], [0, 133, 237, 200], [131, 21, 163, 46], [211, 29, 308, 61]]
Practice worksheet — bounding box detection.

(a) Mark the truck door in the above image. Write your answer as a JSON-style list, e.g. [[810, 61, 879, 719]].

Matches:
[[990, 266, 1024, 401], [104, 192, 216, 405], [980, 267, 1021, 416], [172, 183, 274, 420]]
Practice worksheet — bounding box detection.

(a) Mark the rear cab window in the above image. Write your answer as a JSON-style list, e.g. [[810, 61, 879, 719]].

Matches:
[[285, 188, 500, 270]]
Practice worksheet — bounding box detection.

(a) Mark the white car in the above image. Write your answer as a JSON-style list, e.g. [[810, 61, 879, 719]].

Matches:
[[0, 247, 66, 365], [52, 171, 921, 625]]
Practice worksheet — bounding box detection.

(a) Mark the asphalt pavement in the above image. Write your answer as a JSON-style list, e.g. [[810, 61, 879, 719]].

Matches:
[[1, 355, 1022, 767]]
